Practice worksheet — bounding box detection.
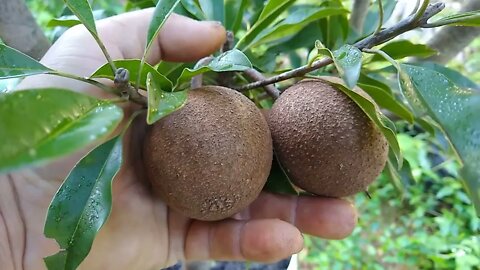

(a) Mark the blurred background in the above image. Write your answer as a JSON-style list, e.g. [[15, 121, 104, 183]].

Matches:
[[1, 0, 479, 269]]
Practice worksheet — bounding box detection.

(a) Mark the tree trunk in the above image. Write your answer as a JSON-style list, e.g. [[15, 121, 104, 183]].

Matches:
[[0, 0, 51, 59], [426, 0, 480, 64], [349, 0, 371, 33]]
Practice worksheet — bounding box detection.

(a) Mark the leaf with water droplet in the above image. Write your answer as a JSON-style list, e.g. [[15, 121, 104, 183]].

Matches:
[[174, 49, 252, 90], [0, 44, 52, 79], [399, 64, 480, 215], [0, 88, 123, 173], [332, 45, 363, 89], [146, 72, 188, 125], [44, 136, 123, 270]]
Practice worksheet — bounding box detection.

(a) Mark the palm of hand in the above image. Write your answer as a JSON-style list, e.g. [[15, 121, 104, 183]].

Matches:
[[14, 10, 356, 270]]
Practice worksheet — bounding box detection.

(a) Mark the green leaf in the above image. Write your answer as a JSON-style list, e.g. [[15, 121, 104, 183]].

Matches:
[[358, 83, 414, 123], [409, 62, 479, 90], [146, 73, 188, 125], [399, 64, 480, 215], [325, 81, 403, 167], [429, 11, 480, 27], [235, 0, 296, 50], [174, 49, 252, 89], [180, 0, 206, 20], [333, 45, 363, 89], [145, 0, 181, 54], [0, 89, 123, 173], [370, 40, 437, 62], [0, 44, 52, 79], [44, 136, 123, 270], [263, 154, 298, 195], [90, 59, 173, 91], [251, 6, 348, 47], [63, 0, 97, 35], [225, 0, 247, 32], [198, 0, 224, 23], [362, 0, 397, 35], [47, 18, 82, 28]]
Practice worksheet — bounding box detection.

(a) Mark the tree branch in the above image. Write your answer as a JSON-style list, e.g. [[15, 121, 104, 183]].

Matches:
[[236, 3, 446, 92], [243, 69, 280, 99]]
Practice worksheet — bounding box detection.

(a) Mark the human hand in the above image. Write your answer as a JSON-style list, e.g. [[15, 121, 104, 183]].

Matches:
[[1, 9, 357, 270]]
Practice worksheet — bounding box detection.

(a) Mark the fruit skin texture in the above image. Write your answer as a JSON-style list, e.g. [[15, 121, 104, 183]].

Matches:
[[143, 86, 272, 221], [267, 79, 388, 197]]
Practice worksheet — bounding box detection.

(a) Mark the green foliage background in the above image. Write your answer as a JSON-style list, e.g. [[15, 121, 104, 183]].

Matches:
[[18, 0, 480, 268]]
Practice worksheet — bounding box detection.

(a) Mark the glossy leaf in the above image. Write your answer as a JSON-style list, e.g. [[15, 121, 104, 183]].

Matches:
[[263, 154, 298, 196], [0, 44, 52, 79], [44, 136, 123, 270], [235, 0, 296, 50], [325, 81, 403, 166], [358, 83, 414, 123], [0, 89, 123, 173], [145, 0, 181, 54], [251, 6, 348, 47], [198, 0, 224, 23], [333, 45, 363, 89], [63, 0, 97, 35], [90, 59, 173, 91], [429, 11, 480, 27], [174, 49, 252, 89], [409, 62, 479, 90], [399, 64, 480, 215], [370, 40, 437, 62], [146, 73, 188, 125]]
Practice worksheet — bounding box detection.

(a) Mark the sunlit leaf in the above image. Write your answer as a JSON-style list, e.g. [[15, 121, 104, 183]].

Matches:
[[44, 136, 123, 270], [370, 40, 437, 62], [0, 44, 52, 79], [63, 0, 97, 35], [333, 45, 363, 89], [251, 6, 348, 47], [91, 59, 173, 91], [174, 49, 252, 89], [235, 0, 296, 50], [146, 73, 188, 125], [399, 64, 480, 215], [0, 89, 123, 173]]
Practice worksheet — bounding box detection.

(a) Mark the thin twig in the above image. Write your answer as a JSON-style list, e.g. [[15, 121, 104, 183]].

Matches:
[[236, 3, 445, 92], [243, 69, 281, 99], [218, 31, 236, 88], [413, 0, 431, 22]]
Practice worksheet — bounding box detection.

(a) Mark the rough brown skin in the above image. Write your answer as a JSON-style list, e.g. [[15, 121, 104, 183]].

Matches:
[[143, 86, 273, 221], [267, 79, 388, 197]]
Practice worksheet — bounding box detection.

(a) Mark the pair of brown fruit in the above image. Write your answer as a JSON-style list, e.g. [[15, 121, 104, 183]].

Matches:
[[143, 78, 389, 221]]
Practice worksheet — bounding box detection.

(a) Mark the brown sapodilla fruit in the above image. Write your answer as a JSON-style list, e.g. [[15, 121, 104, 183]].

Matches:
[[267, 78, 388, 197], [143, 86, 272, 221]]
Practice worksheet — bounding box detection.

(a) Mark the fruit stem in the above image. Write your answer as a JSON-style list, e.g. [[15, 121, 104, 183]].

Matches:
[[235, 2, 445, 92]]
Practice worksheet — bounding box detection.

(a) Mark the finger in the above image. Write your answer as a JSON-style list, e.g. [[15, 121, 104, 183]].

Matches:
[[185, 219, 303, 262], [237, 193, 357, 240], [98, 9, 226, 63]]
